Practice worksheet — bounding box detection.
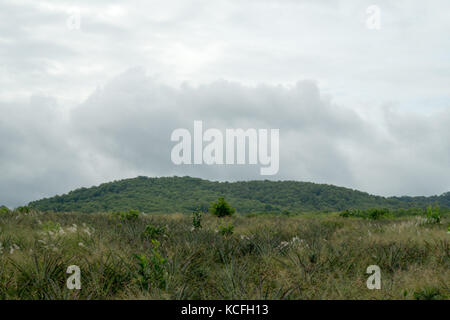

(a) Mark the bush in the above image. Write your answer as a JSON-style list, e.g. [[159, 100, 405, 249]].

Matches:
[[424, 205, 440, 224], [210, 197, 235, 217], [339, 210, 352, 218], [0, 206, 10, 214], [367, 208, 389, 220], [112, 209, 140, 221], [413, 287, 446, 300], [15, 206, 30, 213], [143, 224, 165, 240], [192, 209, 203, 229], [134, 240, 167, 290], [218, 223, 234, 237]]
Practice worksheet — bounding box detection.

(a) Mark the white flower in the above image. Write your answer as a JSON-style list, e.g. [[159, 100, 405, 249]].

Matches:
[[78, 242, 85, 247], [277, 241, 289, 250]]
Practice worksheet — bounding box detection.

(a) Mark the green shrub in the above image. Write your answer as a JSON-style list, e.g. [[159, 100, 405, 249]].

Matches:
[[0, 206, 10, 214], [134, 240, 167, 290], [339, 210, 352, 218], [218, 223, 234, 237], [210, 197, 235, 217], [143, 224, 165, 240], [413, 286, 446, 300], [192, 209, 203, 229], [424, 205, 441, 224], [42, 221, 61, 233], [367, 208, 389, 220], [15, 206, 30, 213], [112, 209, 140, 221]]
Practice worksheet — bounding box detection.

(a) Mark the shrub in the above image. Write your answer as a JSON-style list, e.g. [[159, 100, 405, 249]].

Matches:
[[424, 205, 441, 224], [218, 223, 234, 237], [413, 286, 446, 300], [210, 197, 235, 217], [134, 240, 167, 290], [339, 210, 352, 218], [42, 221, 61, 233], [143, 224, 165, 240], [0, 206, 10, 214], [367, 208, 389, 220], [15, 206, 30, 213], [112, 209, 140, 221], [192, 209, 203, 229]]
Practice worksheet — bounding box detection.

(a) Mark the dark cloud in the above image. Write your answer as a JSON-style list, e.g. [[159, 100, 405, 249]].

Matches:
[[1, 68, 448, 207]]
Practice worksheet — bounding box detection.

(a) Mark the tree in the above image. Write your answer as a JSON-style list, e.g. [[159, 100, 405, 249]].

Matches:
[[209, 197, 235, 217]]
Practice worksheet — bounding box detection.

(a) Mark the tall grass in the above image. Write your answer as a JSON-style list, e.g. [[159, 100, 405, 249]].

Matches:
[[0, 209, 448, 299]]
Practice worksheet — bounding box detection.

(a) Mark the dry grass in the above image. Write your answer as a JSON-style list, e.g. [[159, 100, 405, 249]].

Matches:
[[0, 210, 448, 299]]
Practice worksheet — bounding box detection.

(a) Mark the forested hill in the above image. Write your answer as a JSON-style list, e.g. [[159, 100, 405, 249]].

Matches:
[[28, 176, 450, 214]]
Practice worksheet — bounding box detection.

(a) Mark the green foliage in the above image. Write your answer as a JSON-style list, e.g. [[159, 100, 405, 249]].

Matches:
[[192, 209, 203, 229], [413, 287, 447, 300], [424, 205, 441, 224], [112, 209, 140, 221], [339, 210, 353, 218], [15, 206, 30, 213], [367, 208, 389, 220], [0, 210, 448, 299], [133, 240, 167, 290], [143, 224, 165, 240], [210, 197, 235, 217], [28, 176, 450, 214], [218, 222, 234, 237], [42, 221, 61, 233], [0, 206, 10, 214]]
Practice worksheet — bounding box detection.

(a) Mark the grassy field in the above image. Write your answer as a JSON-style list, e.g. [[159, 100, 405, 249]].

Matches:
[[0, 209, 448, 300]]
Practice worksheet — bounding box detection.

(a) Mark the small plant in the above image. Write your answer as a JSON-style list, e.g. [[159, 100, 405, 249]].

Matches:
[[218, 222, 234, 237], [413, 286, 446, 300], [112, 209, 140, 221], [192, 209, 203, 230], [339, 210, 352, 218], [133, 240, 167, 290], [42, 221, 61, 233], [424, 205, 440, 224], [367, 208, 389, 220], [0, 206, 10, 214], [210, 197, 235, 217], [15, 206, 30, 213], [143, 224, 165, 240]]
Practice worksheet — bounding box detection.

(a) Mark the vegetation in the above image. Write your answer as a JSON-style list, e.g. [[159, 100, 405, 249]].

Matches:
[[210, 197, 235, 217], [28, 176, 450, 214], [0, 206, 448, 299]]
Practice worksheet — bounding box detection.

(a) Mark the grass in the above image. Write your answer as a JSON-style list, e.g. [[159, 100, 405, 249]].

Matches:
[[0, 209, 448, 300]]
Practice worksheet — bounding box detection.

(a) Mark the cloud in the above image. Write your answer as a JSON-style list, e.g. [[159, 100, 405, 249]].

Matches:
[[1, 68, 448, 207], [0, 0, 449, 207]]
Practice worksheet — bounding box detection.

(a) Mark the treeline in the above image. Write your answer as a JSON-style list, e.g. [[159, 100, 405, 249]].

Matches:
[[25, 176, 450, 214]]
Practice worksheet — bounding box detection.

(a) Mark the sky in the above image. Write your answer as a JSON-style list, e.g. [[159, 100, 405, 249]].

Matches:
[[0, 0, 449, 207]]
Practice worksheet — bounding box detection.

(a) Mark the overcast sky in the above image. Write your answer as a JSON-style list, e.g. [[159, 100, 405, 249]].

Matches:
[[1, 0, 449, 207]]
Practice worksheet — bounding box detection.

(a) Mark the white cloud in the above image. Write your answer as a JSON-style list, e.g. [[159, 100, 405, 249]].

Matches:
[[0, 0, 449, 207]]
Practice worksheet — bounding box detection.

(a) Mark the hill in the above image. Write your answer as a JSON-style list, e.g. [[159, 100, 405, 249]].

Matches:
[[27, 176, 450, 214]]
